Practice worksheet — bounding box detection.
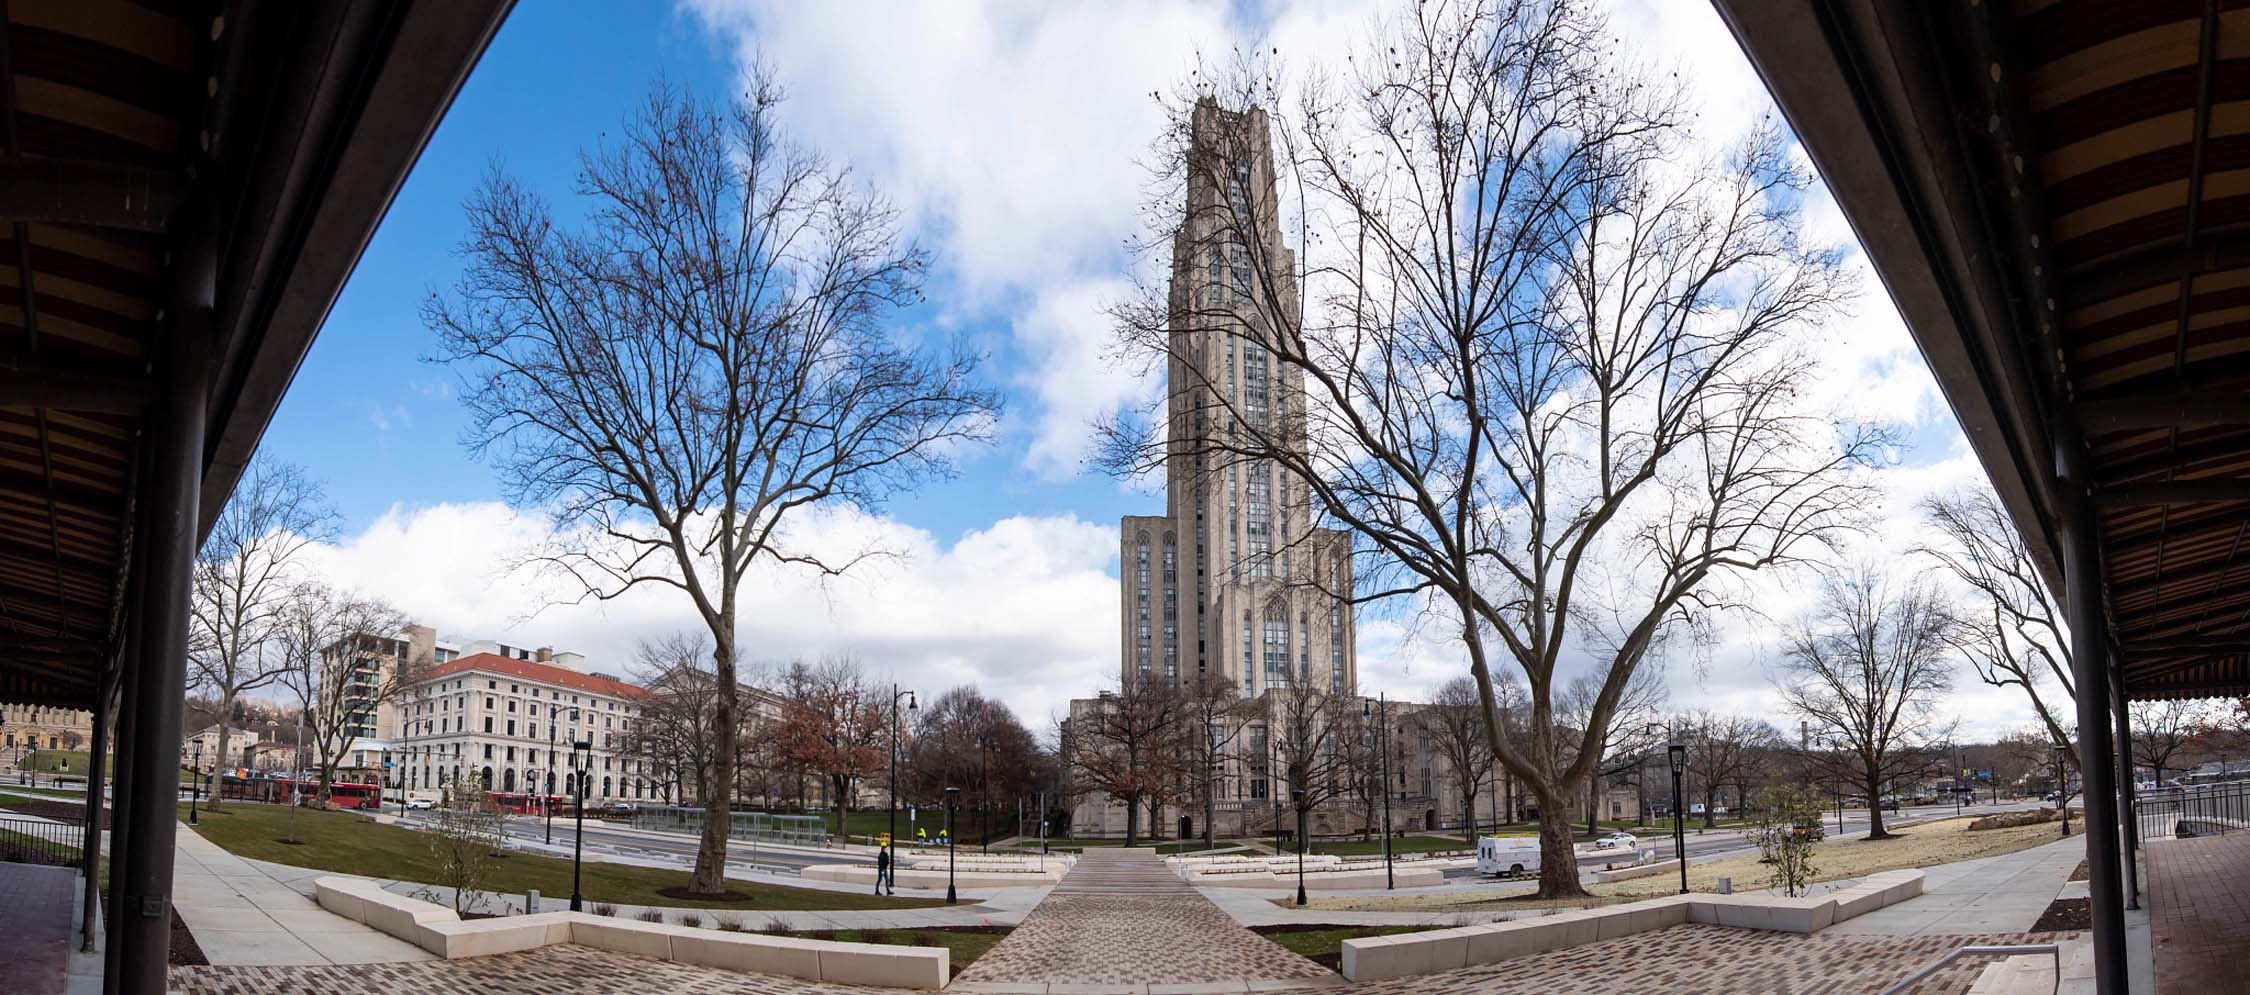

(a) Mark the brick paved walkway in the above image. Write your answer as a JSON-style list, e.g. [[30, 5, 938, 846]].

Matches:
[[0, 862, 76, 995], [167, 924, 2052, 995], [952, 847, 1334, 988], [2144, 831, 2250, 995]]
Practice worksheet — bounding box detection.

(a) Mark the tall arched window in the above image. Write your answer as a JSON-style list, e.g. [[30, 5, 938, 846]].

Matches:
[[1241, 611, 1255, 694], [1263, 600, 1289, 687], [1135, 531, 1153, 677]]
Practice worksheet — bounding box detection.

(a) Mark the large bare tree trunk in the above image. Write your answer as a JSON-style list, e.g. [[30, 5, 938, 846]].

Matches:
[[210, 710, 231, 811], [691, 633, 737, 895], [1535, 788, 1587, 898]]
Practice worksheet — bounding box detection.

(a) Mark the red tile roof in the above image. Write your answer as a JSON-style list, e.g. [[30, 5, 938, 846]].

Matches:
[[414, 652, 653, 701]]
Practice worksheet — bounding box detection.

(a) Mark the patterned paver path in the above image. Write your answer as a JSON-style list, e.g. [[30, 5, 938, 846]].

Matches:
[[951, 847, 1336, 989]]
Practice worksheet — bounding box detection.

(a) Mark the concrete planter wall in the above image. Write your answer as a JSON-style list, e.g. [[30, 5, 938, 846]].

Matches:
[[314, 876, 948, 989], [1341, 869, 1925, 982]]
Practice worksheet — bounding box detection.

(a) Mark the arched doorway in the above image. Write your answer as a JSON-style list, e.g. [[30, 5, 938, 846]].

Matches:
[[1179, 815, 1194, 839], [1425, 809, 1438, 832], [480, 766, 493, 790], [503, 769, 516, 792]]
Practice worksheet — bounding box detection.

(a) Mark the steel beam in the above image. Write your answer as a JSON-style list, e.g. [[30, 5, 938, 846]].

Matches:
[[2077, 391, 2250, 432], [0, 159, 182, 233], [0, 366, 149, 414], [2090, 480, 2250, 506], [2108, 667, 2141, 910], [80, 676, 110, 949], [2061, 232, 2250, 312], [2119, 636, 2250, 656], [111, 285, 207, 995]]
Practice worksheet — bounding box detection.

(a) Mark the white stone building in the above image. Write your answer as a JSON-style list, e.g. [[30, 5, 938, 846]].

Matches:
[[393, 648, 657, 804]]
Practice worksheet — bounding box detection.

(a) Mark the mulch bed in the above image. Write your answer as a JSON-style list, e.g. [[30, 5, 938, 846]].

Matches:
[[2030, 897, 2092, 932], [171, 908, 208, 966], [2069, 860, 2089, 882]]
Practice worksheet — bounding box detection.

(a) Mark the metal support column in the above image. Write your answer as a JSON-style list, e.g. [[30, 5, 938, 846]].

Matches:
[[79, 677, 112, 951], [2109, 669, 2140, 910], [2059, 442, 2130, 995], [102, 541, 147, 995], [112, 290, 209, 994]]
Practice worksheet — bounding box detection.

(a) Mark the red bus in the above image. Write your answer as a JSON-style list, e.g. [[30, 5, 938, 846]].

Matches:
[[217, 776, 381, 809], [485, 791, 568, 816]]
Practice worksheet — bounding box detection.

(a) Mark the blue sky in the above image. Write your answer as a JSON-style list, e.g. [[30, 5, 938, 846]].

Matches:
[[262, 0, 2036, 737], [262, 0, 1135, 544]]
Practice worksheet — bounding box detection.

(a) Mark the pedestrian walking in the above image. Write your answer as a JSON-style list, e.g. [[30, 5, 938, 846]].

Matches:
[[876, 845, 893, 894]]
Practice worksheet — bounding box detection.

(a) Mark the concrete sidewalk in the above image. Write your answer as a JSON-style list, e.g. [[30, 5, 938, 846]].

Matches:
[[171, 826, 433, 966], [1820, 834, 2083, 935]]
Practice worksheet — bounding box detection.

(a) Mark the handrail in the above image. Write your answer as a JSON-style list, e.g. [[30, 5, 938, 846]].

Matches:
[[1876, 943, 2059, 995]]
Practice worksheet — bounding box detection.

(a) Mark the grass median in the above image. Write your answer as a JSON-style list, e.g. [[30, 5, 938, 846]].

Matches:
[[180, 802, 945, 911]]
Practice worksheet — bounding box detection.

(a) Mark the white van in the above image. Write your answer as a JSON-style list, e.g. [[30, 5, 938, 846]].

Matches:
[[1477, 835, 1541, 878]]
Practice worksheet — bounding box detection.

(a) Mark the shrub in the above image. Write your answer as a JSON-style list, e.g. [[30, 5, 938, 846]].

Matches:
[[592, 903, 617, 917], [637, 910, 665, 922], [425, 771, 504, 915], [714, 914, 744, 932], [910, 931, 934, 946], [762, 918, 792, 935], [1748, 782, 1827, 897], [860, 928, 893, 945], [677, 913, 702, 929]]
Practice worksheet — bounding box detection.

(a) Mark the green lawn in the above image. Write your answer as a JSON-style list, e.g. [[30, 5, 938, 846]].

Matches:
[[1250, 924, 1443, 967], [1306, 835, 1476, 856], [181, 803, 944, 911], [14, 750, 94, 774]]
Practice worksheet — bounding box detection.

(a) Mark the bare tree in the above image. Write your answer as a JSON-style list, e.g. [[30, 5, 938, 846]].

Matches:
[[1674, 710, 1783, 829], [1561, 668, 1669, 834], [189, 458, 338, 810], [626, 634, 751, 810], [1061, 677, 1185, 846], [1095, 0, 1872, 896], [1921, 488, 2077, 757], [1267, 685, 1353, 845], [274, 583, 417, 810], [425, 76, 1001, 893], [1418, 677, 1497, 843], [1775, 567, 1954, 839], [1171, 672, 1253, 849], [2129, 700, 2210, 786]]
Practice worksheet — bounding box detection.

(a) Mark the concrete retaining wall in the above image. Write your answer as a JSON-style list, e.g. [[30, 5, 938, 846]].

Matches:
[[314, 876, 946, 989], [1591, 857, 1679, 883], [801, 864, 1063, 888], [1341, 869, 1925, 982]]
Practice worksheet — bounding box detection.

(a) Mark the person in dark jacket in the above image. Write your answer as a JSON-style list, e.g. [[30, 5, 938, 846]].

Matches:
[[875, 845, 893, 894]]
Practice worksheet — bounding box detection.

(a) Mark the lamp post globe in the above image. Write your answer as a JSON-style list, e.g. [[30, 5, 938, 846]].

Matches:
[[944, 786, 961, 904], [1666, 742, 1687, 895]]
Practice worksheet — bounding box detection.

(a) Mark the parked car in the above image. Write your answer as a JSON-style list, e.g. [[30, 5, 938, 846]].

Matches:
[[1592, 831, 1639, 850], [406, 797, 435, 810], [1879, 798, 1901, 812]]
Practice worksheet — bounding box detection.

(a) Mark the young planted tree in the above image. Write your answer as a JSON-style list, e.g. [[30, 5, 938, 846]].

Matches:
[[1747, 782, 1825, 897], [1776, 567, 1955, 839], [189, 458, 338, 810], [426, 769, 506, 914], [1096, 0, 1872, 896], [425, 76, 1000, 894], [1921, 488, 2078, 756]]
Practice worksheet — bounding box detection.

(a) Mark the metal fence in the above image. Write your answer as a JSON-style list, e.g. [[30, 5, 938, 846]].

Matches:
[[0, 815, 86, 867], [2133, 779, 2250, 841], [629, 806, 831, 847]]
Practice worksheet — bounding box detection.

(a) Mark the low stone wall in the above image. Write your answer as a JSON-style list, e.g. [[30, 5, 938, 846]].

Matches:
[[314, 876, 947, 989], [1340, 869, 1925, 982], [1591, 857, 1679, 883], [1190, 866, 1447, 889]]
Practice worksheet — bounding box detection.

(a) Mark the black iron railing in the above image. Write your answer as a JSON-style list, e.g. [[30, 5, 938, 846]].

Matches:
[[0, 814, 85, 867], [2133, 779, 2250, 841]]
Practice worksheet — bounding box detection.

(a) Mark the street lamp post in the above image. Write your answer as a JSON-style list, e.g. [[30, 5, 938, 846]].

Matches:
[[189, 741, 202, 826], [977, 734, 992, 853], [1292, 787, 1307, 907], [1667, 743, 1687, 894], [570, 738, 592, 911], [545, 716, 558, 844], [888, 687, 916, 896], [944, 786, 960, 904]]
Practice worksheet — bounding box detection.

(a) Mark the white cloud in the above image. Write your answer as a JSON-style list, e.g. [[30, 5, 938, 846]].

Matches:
[[299, 502, 1119, 728]]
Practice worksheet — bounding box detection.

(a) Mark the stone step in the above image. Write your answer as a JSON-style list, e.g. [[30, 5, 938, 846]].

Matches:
[[1963, 954, 2057, 995]]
